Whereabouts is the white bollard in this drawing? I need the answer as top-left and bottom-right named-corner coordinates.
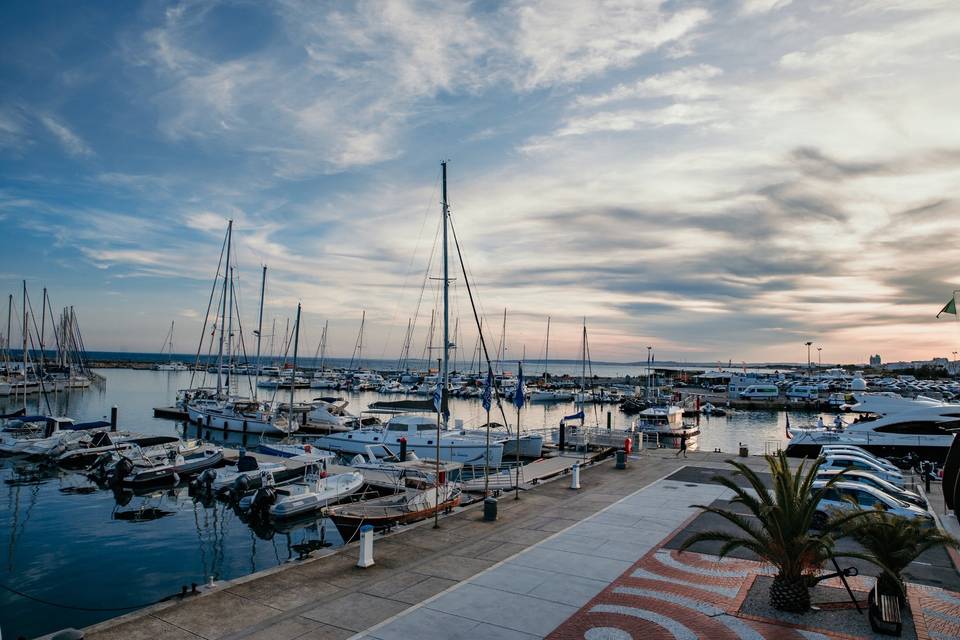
top-left (570, 463), bottom-right (581, 490)
top-left (357, 524), bottom-right (375, 568)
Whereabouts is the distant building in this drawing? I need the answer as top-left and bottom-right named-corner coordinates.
top-left (883, 357), bottom-right (949, 372)
top-left (869, 354), bottom-right (881, 367)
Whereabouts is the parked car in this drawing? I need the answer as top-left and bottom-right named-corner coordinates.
top-left (814, 469), bottom-right (927, 509)
top-left (818, 455), bottom-right (905, 488)
top-left (819, 445), bottom-right (899, 472)
top-left (810, 480), bottom-right (932, 528)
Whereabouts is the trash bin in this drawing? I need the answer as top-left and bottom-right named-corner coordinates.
top-left (739, 444), bottom-right (749, 457)
top-left (483, 496), bottom-right (498, 521)
top-left (615, 449), bottom-right (626, 469)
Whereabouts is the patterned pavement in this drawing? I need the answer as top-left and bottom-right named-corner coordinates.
top-left (545, 541), bottom-right (960, 640)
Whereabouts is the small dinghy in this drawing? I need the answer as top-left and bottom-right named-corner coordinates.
top-left (241, 462), bottom-right (364, 519)
top-left (325, 470), bottom-right (461, 541)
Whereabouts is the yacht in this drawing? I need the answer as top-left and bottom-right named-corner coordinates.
top-left (633, 405), bottom-right (700, 446)
top-left (785, 392), bottom-right (959, 462)
top-left (311, 414), bottom-right (504, 467)
top-left (529, 388), bottom-right (574, 403)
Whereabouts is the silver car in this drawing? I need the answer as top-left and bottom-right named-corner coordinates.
top-left (814, 469), bottom-right (926, 509)
top-left (811, 480), bottom-right (932, 529)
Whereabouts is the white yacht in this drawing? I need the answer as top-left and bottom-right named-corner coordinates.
top-left (633, 405), bottom-right (700, 446)
top-left (785, 392), bottom-right (959, 462)
top-left (529, 389), bottom-right (574, 403)
top-left (311, 414), bottom-right (504, 467)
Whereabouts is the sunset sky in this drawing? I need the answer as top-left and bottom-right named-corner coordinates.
top-left (2, 1), bottom-right (959, 364)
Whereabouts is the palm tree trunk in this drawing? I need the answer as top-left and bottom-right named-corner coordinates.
top-left (769, 575), bottom-right (811, 612)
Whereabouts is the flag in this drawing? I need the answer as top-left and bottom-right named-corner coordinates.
top-left (513, 363), bottom-right (525, 410)
top-left (481, 369), bottom-right (493, 412)
top-left (563, 410), bottom-right (585, 422)
top-left (433, 382), bottom-right (443, 416)
top-left (937, 296), bottom-right (957, 318)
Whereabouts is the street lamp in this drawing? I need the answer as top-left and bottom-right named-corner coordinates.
top-left (805, 341), bottom-right (813, 377)
top-left (817, 346), bottom-right (822, 370)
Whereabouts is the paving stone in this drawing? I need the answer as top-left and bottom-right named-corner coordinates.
top-left (301, 592), bottom-right (410, 632)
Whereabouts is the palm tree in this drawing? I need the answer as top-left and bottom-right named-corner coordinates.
top-left (679, 451), bottom-right (873, 612)
top-left (845, 511), bottom-right (958, 602)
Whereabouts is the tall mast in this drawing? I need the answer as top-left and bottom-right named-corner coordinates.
top-left (217, 220), bottom-right (232, 397)
top-left (441, 160), bottom-right (450, 432)
top-left (254, 265), bottom-right (267, 399)
top-left (39, 287), bottom-right (47, 373)
top-left (22, 281), bottom-right (28, 411)
top-left (289, 303), bottom-right (301, 430)
top-left (581, 320), bottom-right (587, 425)
top-left (5, 294), bottom-right (11, 366)
top-left (320, 319), bottom-right (328, 370)
top-left (357, 310), bottom-right (365, 367)
top-left (544, 316), bottom-right (550, 380)
top-left (499, 308), bottom-right (507, 374)
top-left (226, 266), bottom-right (235, 394)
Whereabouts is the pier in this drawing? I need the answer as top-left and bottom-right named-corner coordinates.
top-left (77, 449), bottom-right (960, 640)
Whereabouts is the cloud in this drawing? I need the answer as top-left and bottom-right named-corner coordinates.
top-left (39, 114), bottom-right (94, 157)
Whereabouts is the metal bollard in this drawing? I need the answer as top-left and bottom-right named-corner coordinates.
top-left (357, 524), bottom-right (375, 568)
top-left (615, 450), bottom-right (626, 470)
top-left (110, 406), bottom-right (118, 432)
top-left (483, 496), bottom-right (498, 521)
top-left (570, 463), bottom-right (581, 490)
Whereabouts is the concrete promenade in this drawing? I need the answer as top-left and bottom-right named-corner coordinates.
top-left (82, 450), bottom-right (960, 640)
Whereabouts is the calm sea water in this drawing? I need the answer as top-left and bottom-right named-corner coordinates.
top-left (0, 368), bottom-right (828, 639)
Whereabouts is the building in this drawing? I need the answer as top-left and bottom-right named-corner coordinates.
top-left (869, 354), bottom-right (881, 366)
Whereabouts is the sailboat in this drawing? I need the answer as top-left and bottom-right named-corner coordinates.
top-left (183, 224), bottom-right (298, 436)
top-left (155, 321), bottom-right (188, 371)
top-left (529, 316), bottom-right (573, 403)
top-left (314, 164), bottom-right (504, 470)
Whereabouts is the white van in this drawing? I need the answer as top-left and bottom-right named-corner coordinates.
top-left (787, 384), bottom-right (820, 401)
top-left (739, 384), bottom-right (779, 400)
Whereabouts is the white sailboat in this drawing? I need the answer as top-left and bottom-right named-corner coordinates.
top-left (155, 321), bottom-right (188, 371)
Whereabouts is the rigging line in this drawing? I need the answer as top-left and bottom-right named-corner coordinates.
top-left (378, 169), bottom-right (443, 361)
top-left (189, 227), bottom-right (229, 390)
top-left (447, 214), bottom-right (514, 432)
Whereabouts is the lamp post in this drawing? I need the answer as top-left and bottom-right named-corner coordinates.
top-left (805, 341), bottom-right (813, 377)
top-left (817, 346), bottom-right (822, 370)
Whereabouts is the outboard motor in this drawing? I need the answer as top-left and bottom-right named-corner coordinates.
top-left (191, 468), bottom-right (217, 492)
top-left (111, 456), bottom-right (134, 486)
top-left (231, 474), bottom-right (251, 501)
top-left (250, 486), bottom-right (277, 517)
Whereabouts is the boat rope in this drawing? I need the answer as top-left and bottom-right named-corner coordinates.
top-left (0, 581), bottom-right (192, 612)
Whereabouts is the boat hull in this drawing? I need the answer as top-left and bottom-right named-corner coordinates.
top-left (187, 405), bottom-right (292, 435)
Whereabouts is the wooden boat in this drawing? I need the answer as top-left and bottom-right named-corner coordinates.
top-left (324, 470), bottom-right (461, 541)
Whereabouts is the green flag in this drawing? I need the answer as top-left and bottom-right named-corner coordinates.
top-left (938, 297), bottom-right (957, 318)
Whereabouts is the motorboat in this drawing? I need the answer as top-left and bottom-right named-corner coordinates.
top-left (241, 462), bottom-right (364, 519)
top-left (633, 405), bottom-right (700, 446)
top-left (325, 470), bottom-right (461, 541)
top-left (310, 414), bottom-right (504, 466)
top-left (0, 416), bottom-right (116, 458)
top-left (257, 440), bottom-right (337, 461)
top-left (109, 444), bottom-right (224, 487)
top-left (193, 451), bottom-right (288, 495)
top-left (785, 392), bottom-right (960, 462)
top-left (58, 432), bottom-right (182, 469)
top-left (529, 388), bottom-right (574, 403)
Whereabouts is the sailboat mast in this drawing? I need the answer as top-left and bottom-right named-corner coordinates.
top-left (217, 220), bottom-right (232, 396)
top-left (39, 288), bottom-right (46, 373)
top-left (254, 265), bottom-right (267, 399)
top-left (441, 161), bottom-right (450, 431)
top-left (320, 319), bottom-right (328, 370)
top-left (22, 281), bottom-right (28, 411)
top-left (5, 294), bottom-right (11, 365)
top-left (226, 266), bottom-right (235, 394)
top-left (290, 303), bottom-right (301, 429)
top-left (544, 316), bottom-right (550, 380)
top-left (358, 310), bottom-right (365, 367)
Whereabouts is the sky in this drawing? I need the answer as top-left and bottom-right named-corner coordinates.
top-left (2, 0), bottom-right (960, 365)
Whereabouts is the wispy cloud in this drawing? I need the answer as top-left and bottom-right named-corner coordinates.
top-left (39, 114), bottom-right (94, 157)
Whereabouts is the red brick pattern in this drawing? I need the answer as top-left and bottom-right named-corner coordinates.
top-left (545, 543), bottom-right (960, 640)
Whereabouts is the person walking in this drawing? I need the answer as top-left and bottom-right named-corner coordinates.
top-left (676, 431), bottom-right (688, 458)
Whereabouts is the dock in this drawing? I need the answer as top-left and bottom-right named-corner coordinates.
top-left (79, 449), bottom-right (960, 640)
top-left (153, 406), bottom-right (188, 420)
